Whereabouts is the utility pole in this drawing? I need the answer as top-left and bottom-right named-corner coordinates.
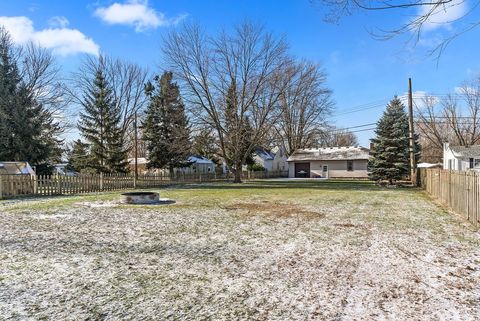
top-left (134, 111), bottom-right (138, 188)
top-left (408, 78), bottom-right (417, 186)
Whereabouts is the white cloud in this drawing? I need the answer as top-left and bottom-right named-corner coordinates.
top-left (94, 0), bottom-right (186, 32)
top-left (400, 91), bottom-right (439, 109)
top-left (0, 16), bottom-right (99, 56)
top-left (48, 16), bottom-right (69, 28)
top-left (418, 0), bottom-right (468, 32)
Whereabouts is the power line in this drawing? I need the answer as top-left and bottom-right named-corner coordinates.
top-left (329, 122), bottom-right (377, 133)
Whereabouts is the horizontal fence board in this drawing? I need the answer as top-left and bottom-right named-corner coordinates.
top-left (0, 170), bottom-right (288, 199)
top-left (419, 168), bottom-right (480, 227)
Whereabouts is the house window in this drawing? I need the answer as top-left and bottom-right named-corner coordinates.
top-left (475, 159), bottom-right (480, 169)
top-left (347, 160), bottom-right (354, 171)
top-left (470, 158), bottom-right (474, 169)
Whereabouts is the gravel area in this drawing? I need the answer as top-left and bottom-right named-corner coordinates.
top-left (0, 183), bottom-right (479, 320)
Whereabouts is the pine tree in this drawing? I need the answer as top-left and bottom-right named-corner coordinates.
top-left (192, 128), bottom-right (220, 165)
top-left (368, 96), bottom-right (420, 183)
top-left (0, 28), bottom-right (61, 174)
top-left (143, 71), bottom-right (191, 172)
top-left (78, 69), bottom-right (129, 174)
top-left (66, 139), bottom-right (91, 173)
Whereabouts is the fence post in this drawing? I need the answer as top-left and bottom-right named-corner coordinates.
top-left (100, 172), bottom-right (104, 191)
top-left (466, 171), bottom-right (470, 221)
top-left (448, 170), bottom-right (451, 204)
top-left (33, 174), bottom-right (38, 195)
top-left (0, 175), bottom-right (3, 199)
top-left (56, 175), bottom-right (61, 195)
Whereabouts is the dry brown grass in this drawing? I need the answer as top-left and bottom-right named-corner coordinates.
top-left (224, 201), bottom-right (325, 219)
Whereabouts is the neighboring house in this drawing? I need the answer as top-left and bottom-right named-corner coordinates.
top-left (252, 146), bottom-right (288, 172)
top-left (253, 147), bottom-right (275, 171)
top-left (287, 146), bottom-right (370, 178)
top-left (178, 155), bottom-right (216, 175)
top-left (0, 161), bottom-right (36, 176)
top-left (128, 157), bottom-right (149, 174)
top-left (271, 146), bottom-right (288, 171)
top-left (443, 143), bottom-right (480, 170)
top-left (53, 163), bottom-right (77, 176)
top-left (129, 156), bottom-right (216, 175)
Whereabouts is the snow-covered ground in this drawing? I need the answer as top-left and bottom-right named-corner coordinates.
top-left (0, 183), bottom-right (479, 320)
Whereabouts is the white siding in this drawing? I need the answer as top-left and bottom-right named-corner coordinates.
top-left (288, 160), bottom-right (368, 178)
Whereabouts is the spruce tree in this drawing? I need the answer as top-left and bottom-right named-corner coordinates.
top-left (78, 69), bottom-right (129, 173)
top-left (192, 128), bottom-right (220, 165)
top-left (0, 28), bottom-right (61, 174)
top-left (66, 139), bottom-right (91, 173)
top-left (368, 96), bottom-right (420, 183)
top-left (143, 71), bottom-right (191, 172)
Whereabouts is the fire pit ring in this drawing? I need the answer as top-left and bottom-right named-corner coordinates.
top-left (121, 192), bottom-right (160, 204)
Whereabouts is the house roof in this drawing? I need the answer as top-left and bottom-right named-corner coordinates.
top-left (287, 146), bottom-right (370, 162)
top-left (254, 147), bottom-right (275, 161)
top-left (417, 162), bottom-right (442, 168)
top-left (128, 157), bottom-right (149, 165)
top-left (449, 145), bottom-right (480, 158)
top-left (188, 155), bottom-right (214, 164)
top-left (0, 161), bottom-right (35, 175)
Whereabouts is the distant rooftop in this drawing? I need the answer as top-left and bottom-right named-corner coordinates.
top-left (449, 145), bottom-right (480, 158)
top-left (287, 146), bottom-right (370, 162)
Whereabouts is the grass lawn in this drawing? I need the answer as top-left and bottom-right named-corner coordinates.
top-left (1, 180), bottom-right (479, 320)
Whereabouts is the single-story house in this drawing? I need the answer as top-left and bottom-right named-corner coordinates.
top-left (443, 143), bottom-right (480, 170)
top-left (0, 161), bottom-right (36, 176)
top-left (178, 155), bottom-right (216, 174)
top-left (128, 157), bottom-right (149, 173)
top-left (287, 146), bottom-right (370, 178)
top-left (129, 156), bottom-right (216, 175)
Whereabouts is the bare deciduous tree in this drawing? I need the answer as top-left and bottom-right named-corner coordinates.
top-left (319, 126), bottom-right (358, 147)
top-left (415, 76), bottom-right (480, 161)
top-left (316, 0), bottom-right (477, 58)
top-left (273, 60), bottom-right (333, 156)
top-left (163, 22), bottom-right (290, 182)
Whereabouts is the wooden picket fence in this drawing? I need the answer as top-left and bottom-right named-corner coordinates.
top-left (418, 168), bottom-right (480, 227)
top-left (0, 170), bottom-right (288, 199)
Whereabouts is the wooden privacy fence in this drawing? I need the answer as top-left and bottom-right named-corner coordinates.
top-left (418, 168), bottom-right (480, 227)
top-left (0, 170), bottom-right (289, 199)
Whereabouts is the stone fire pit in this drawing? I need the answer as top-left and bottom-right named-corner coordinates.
top-left (121, 192), bottom-right (160, 205)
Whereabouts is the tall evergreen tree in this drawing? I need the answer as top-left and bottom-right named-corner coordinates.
top-left (66, 139), bottom-right (91, 173)
top-left (143, 71), bottom-right (191, 172)
top-left (78, 69), bottom-right (129, 173)
top-left (0, 28), bottom-right (61, 174)
top-left (368, 96), bottom-right (420, 183)
top-left (192, 128), bottom-right (220, 165)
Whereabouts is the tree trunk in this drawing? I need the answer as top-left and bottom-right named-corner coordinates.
top-left (233, 162), bottom-right (242, 183)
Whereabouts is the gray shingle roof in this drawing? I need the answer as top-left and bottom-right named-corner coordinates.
top-left (450, 145), bottom-right (480, 158)
top-left (287, 146), bottom-right (370, 162)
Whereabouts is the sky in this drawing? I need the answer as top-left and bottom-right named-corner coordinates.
top-left (1, 0), bottom-right (479, 146)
